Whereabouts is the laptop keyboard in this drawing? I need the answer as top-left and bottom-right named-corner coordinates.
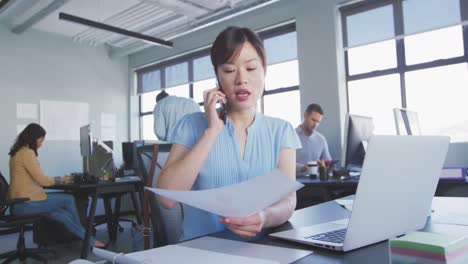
top-left (306, 228), bottom-right (346, 243)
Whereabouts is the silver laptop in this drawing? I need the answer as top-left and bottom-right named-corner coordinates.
top-left (270, 135), bottom-right (450, 252)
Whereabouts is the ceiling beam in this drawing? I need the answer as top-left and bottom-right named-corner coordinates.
top-left (11, 0), bottom-right (70, 34)
top-left (59, 12), bottom-right (173, 48)
top-left (107, 14), bottom-right (185, 47)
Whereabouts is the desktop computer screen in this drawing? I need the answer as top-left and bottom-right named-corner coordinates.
top-left (121, 142), bottom-right (138, 176)
top-left (122, 142), bottom-right (134, 168)
top-left (90, 141), bottom-right (114, 179)
top-left (80, 124), bottom-right (93, 157)
top-left (79, 125), bottom-right (114, 180)
top-left (342, 114), bottom-right (374, 170)
top-left (393, 108), bottom-right (421, 135)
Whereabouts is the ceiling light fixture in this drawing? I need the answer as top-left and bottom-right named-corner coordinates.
top-left (59, 12), bottom-right (173, 48)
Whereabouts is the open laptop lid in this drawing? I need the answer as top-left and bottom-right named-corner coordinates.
top-left (343, 135), bottom-right (450, 251)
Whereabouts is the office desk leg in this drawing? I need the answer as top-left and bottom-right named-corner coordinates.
top-left (81, 192), bottom-right (98, 259)
top-left (320, 187), bottom-right (332, 201)
top-left (138, 186), bottom-right (145, 224)
top-left (74, 192), bottom-right (89, 226)
top-left (103, 197), bottom-right (116, 241)
top-left (130, 190), bottom-right (143, 225)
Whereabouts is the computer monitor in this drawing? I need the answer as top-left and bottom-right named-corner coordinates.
top-left (342, 114), bottom-right (374, 170)
top-left (90, 141), bottom-right (114, 179)
top-left (393, 108), bottom-right (421, 135)
top-left (122, 142), bottom-right (134, 168)
top-left (80, 125), bottom-right (93, 157)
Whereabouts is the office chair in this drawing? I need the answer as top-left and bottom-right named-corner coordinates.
top-left (0, 171), bottom-right (55, 263)
top-left (136, 143), bottom-right (183, 248)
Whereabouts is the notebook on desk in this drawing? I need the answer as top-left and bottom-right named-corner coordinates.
top-left (270, 135), bottom-right (450, 252)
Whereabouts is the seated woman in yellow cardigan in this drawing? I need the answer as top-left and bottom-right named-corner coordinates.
top-left (8, 123), bottom-right (105, 248)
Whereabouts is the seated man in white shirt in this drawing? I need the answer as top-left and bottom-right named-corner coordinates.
top-left (153, 90), bottom-right (201, 141)
top-left (296, 103), bottom-right (331, 173)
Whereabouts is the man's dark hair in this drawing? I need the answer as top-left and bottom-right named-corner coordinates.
top-left (305, 103), bottom-right (324, 115)
top-left (156, 90), bottom-right (169, 103)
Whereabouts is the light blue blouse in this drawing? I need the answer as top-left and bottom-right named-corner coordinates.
top-left (167, 112), bottom-right (301, 241)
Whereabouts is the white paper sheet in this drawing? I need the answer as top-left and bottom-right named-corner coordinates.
top-left (146, 169), bottom-right (304, 217)
top-left (431, 213), bottom-right (468, 226)
top-left (180, 236), bottom-right (312, 264)
top-left (16, 103), bottom-right (38, 119)
top-left (68, 260), bottom-right (96, 264)
top-left (92, 248), bottom-right (140, 264)
top-left (127, 245), bottom-right (278, 264)
top-left (431, 197), bottom-right (468, 226)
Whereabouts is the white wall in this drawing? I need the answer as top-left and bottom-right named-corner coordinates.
top-left (0, 25), bottom-right (129, 180)
top-left (129, 0), bottom-right (468, 167)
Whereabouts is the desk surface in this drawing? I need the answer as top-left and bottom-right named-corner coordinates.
top-left (297, 175), bottom-right (468, 185)
top-left (213, 197), bottom-right (468, 263)
top-left (297, 176), bottom-right (359, 187)
top-left (50, 177), bottom-right (142, 190)
top-left (47, 176), bottom-right (144, 259)
top-left (297, 176), bottom-right (468, 198)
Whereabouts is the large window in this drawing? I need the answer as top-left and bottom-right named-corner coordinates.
top-left (136, 24), bottom-right (300, 140)
top-left (341, 0), bottom-right (468, 142)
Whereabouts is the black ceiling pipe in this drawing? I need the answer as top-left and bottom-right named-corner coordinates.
top-left (59, 12), bottom-right (173, 48)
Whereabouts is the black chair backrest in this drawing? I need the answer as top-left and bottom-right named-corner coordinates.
top-left (0, 171), bottom-right (10, 217)
top-left (136, 144), bottom-right (171, 184)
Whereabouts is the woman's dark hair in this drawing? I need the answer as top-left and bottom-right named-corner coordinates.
top-left (9, 123), bottom-right (46, 157)
top-left (210, 26), bottom-right (266, 75)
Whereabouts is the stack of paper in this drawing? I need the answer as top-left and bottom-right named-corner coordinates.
top-left (92, 237), bottom-right (312, 264)
top-left (180, 236), bottom-right (312, 264)
top-left (390, 231), bottom-right (468, 264)
top-left (94, 245), bottom-right (279, 264)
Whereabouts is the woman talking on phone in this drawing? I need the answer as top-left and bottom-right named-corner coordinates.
top-left (157, 27), bottom-right (301, 241)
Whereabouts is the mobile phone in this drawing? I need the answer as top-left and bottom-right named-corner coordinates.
top-left (216, 78), bottom-right (227, 124)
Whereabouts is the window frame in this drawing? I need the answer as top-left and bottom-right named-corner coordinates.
top-left (340, 0), bottom-right (468, 129)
